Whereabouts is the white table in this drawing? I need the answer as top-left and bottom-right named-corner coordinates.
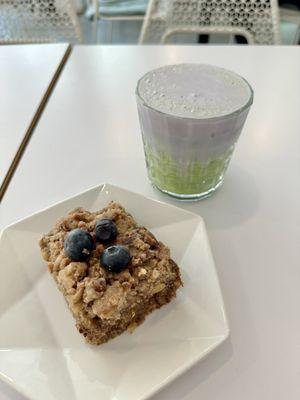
top-left (1, 45), bottom-right (300, 400)
top-left (0, 43), bottom-right (70, 199)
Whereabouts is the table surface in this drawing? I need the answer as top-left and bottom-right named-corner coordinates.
top-left (0, 43), bottom-right (69, 194)
top-left (1, 45), bottom-right (300, 400)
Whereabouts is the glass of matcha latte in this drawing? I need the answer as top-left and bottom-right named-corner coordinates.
top-left (136, 64), bottom-right (253, 200)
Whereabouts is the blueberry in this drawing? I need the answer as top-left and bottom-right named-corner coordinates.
top-left (64, 228), bottom-right (95, 261)
top-left (95, 219), bottom-right (118, 244)
top-left (101, 245), bottom-right (131, 273)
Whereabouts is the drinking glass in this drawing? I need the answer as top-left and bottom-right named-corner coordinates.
top-left (136, 64), bottom-right (253, 200)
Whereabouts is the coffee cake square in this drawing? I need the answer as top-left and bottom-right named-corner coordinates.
top-left (39, 202), bottom-right (182, 345)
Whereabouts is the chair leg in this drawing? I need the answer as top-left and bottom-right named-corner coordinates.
top-left (92, 0), bottom-right (99, 43)
top-left (107, 20), bottom-right (113, 43)
top-left (93, 16), bottom-right (98, 43)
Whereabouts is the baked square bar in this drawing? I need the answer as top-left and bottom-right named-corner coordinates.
top-left (39, 202), bottom-right (182, 345)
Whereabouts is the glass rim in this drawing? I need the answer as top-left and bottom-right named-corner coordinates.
top-left (136, 63), bottom-right (254, 122)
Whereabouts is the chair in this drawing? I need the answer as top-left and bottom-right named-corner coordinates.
top-left (139, 0), bottom-right (282, 44)
top-left (86, 0), bottom-right (147, 42)
top-left (0, 0), bottom-right (82, 43)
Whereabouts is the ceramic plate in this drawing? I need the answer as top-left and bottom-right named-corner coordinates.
top-left (0, 183), bottom-right (229, 400)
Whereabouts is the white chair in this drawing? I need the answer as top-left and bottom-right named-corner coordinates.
top-left (87, 0), bottom-right (147, 42)
top-left (0, 0), bottom-right (82, 43)
top-left (139, 0), bottom-right (282, 44)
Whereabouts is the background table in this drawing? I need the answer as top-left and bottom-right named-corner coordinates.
top-left (0, 43), bottom-right (70, 199)
top-left (1, 45), bottom-right (300, 400)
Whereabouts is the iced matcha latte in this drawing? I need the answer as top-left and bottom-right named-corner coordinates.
top-left (136, 64), bottom-right (253, 200)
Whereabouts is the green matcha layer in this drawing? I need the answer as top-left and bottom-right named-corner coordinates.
top-left (143, 140), bottom-right (233, 195)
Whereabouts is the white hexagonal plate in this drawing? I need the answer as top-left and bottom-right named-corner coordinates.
top-left (0, 183), bottom-right (229, 400)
